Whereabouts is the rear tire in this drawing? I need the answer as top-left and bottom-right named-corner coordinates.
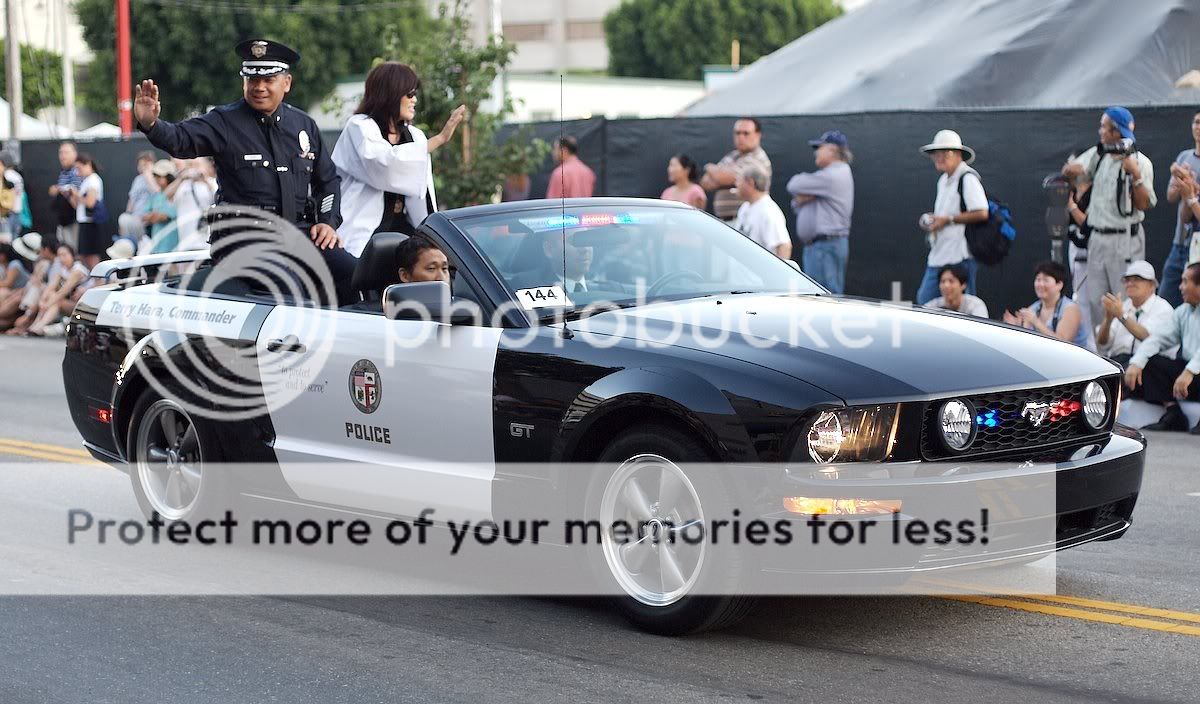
top-left (587, 424), bottom-right (755, 635)
top-left (127, 388), bottom-right (231, 522)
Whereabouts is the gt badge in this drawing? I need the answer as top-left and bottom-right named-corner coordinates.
top-left (298, 129), bottom-right (311, 156)
top-left (349, 359), bottom-right (382, 414)
top-left (510, 422), bottom-right (534, 438)
top-left (1021, 401), bottom-right (1050, 428)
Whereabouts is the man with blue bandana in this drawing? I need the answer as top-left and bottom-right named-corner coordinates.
top-left (1063, 107), bottom-right (1157, 329)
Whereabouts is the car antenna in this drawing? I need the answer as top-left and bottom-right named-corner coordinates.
top-left (558, 72), bottom-right (573, 339)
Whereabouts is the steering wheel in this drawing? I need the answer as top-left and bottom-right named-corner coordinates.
top-left (645, 269), bottom-right (705, 298)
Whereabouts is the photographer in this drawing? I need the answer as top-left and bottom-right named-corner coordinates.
top-left (1061, 107), bottom-right (1157, 328)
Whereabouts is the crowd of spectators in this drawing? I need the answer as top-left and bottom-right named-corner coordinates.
top-left (2, 107), bottom-right (1197, 432)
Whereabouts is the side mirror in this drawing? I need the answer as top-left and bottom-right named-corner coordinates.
top-left (384, 281), bottom-right (481, 325)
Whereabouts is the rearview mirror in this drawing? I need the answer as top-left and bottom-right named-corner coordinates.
top-left (383, 281), bottom-right (481, 325)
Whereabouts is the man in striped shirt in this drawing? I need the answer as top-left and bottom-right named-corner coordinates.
top-left (47, 142), bottom-right (82, 250)
top-left (701, 118), bottom-right (772, 224)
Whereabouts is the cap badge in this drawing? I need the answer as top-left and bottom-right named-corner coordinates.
top-left (251, 41), bottom-right (267, 58)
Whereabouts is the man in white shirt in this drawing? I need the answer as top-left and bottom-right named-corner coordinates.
top-left (1096, 260), bottom-right (1177, 371)
top-left (916, 130), bottom-right (989, 305)
top-left (1062, 107), bottom-right (1157, 327)
top-left (733, 167), bottom-right (791, 260)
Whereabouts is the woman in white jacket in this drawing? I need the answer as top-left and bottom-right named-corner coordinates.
top-left (332, 62), bottom-right (465, 257)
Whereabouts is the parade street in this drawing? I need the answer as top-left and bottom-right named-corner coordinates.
top-left (0, 335), bottom-right (1198, 704)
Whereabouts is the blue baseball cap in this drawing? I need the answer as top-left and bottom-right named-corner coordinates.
top-left (808, 130), bottom-right (848, 148)
top-left (1104, 106), bottom-right (1135, 141)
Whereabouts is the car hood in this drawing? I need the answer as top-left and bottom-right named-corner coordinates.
top-left (570, 293), bottom-right (1119, 404)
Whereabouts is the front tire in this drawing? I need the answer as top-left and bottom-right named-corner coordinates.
top-left (127, 389), bottom-right (229, 522)
top-left (588, 424), bottom-right (755, 635)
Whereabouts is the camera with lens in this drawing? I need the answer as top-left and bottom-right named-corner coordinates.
top-left (1099, 138), bottom-right (1137, 156)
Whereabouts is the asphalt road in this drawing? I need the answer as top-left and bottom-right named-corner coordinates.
top-left (1, 335), bottom-right (1199, 704)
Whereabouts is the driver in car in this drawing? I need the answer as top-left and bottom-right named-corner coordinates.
top-left (396, 236), bottom-right (450, 284)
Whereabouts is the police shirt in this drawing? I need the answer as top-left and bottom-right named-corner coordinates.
top-left (139, 99), bottom-right (340, 229)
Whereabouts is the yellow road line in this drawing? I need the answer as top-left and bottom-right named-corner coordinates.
top-left (0, 438), bottom-right (93, 458)
top-left (0, 441), bottom-right (104, 466)
top-left (1020, 594), bottom-right (1200, 625)
top-left (944, 595), bottom-right (1200, 637)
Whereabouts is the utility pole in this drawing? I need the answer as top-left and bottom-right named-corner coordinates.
top-left (116, 0), bottom-right (132, 134)
top-left (5, 0), bottom-right (23, 144)
top-left (62, 0), bottom-right (75, 130)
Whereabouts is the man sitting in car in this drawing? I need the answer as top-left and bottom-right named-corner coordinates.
top-left (396, 236), bottom-right (449, 284)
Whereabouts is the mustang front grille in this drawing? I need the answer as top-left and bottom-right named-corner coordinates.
top-left (920, 378), bottom-right (1117, 460)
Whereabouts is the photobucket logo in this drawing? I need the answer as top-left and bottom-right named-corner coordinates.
top-left (121, 206), bottom-right (340, 422)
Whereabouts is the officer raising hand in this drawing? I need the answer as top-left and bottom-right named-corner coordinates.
top-left (135, 39), bottom-right (356, 303)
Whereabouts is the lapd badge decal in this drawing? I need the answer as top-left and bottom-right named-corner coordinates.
top-left (349, 359), bottom-right (382, 414)
top-left (251, 41), bottom-right (268, 58)
top-left (298, 129), bottom-right (311, 156)
top-left (1022, 401), bottom-right (1050, 428)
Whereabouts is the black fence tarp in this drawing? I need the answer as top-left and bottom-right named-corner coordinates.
top-left (19, 106), bottom-right (1197, 315)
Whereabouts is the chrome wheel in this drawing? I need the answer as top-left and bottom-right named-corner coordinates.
top-left (599, 453), bottom-right (706, 607)
top-left (135, 399), bottom-right (204, 521)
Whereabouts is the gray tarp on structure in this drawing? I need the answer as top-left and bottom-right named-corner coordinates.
top-left (687, 0), bottom-right (1200, 116)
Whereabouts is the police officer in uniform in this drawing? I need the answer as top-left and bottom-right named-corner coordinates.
top-left (133, 39), bottom-right (356, 304)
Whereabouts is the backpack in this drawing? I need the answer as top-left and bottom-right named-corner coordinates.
top-left (957, 170), bottom-right (1017, 267)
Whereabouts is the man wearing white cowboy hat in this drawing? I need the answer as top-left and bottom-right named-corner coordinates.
top-left (915, 130), bottom-right (990, 305)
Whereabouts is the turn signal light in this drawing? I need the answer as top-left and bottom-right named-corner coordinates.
top-left (783, 497), bottom-right (902, 516)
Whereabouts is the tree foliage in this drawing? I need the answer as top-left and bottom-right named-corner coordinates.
top-left (604, 0), bottom-right (842, 80)
top-left (384, 1), bottom-right (549, 208)
top-left (74, 0), bottom-right (431, 121)
top-left (0, 41), bottom-right (65, 114)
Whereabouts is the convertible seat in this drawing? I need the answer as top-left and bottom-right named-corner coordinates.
top-left (351, 232), bottom-right (409, 302)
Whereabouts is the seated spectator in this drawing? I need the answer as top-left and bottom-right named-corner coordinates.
top-left (660, 154), bottom-right (707, 209)
top-left (397, 236), bottom-right (450, 283)
top-left (1125, 262), bottom-right (1200, 433)
top-left (1003, 261), bottom-right (1093, 350)
top-left (7, 243), bottom-right (89, 336)
top-left (142, 159), bottom-right (179, 253)
top-left (733, 167), bottom-right (791, 260)
top-left (118, 151), bottom-right (158, 243)
top-left (923, 263), bottom-right (988, 317)
top-left (1096, 260), bottom-right (1177, 370)
top-left (0, 242), bottom-right (30, 296)
top-left (0, 233), bottom-right (54, 331)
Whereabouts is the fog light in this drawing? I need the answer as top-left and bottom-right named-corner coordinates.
top-left (784, 497), bottom-right (902, 516)
top-left (939, 399), bottom-right (976, 451)
top-left (1083, 381), bottom-right (1109, 429)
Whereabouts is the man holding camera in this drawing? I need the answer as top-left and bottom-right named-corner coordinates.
top-left (1062, 107), bottom-right (1157, 328)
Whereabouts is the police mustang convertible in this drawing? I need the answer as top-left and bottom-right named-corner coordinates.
top-left (63, 198), bottom-right (1144, 634)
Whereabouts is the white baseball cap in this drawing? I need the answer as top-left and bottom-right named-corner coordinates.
top-left (1122, 260), bottom-right (1156, 283)
top-left (105, 237), bottom-right (136, 261)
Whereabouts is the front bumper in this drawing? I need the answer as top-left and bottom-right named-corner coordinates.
top-left (757, 426), bottom-right (1145, 575)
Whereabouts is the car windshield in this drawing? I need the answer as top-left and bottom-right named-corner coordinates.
top-left (452, 203), bottom-right (822, 311)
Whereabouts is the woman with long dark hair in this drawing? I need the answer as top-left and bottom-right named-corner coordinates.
top-left (332, 62), bottom-right (465, 257)
top-left (660, 154), bottom-right (707, 209)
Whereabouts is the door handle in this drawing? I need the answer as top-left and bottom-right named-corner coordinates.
top-left (267, 335), bottom-right (306, 354)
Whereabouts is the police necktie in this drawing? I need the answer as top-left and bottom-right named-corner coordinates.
top-left (263, 115), bottom-right (298, 224)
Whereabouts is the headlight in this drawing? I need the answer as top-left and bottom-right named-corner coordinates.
top-left (938, 399), bottom-right (976, 452)
top-left (1083, 381), bottom-right (1109, 429)
top-left (802, 405), bottom-right (899, 464)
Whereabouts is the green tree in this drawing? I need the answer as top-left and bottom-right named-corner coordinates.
top-left (604, 0), bottom-right (842, 80)
top-left (74, 0), bottom-right (431, 121)
top-left (384, 1), bottom-right (549, 208)
top-left (0, 41), bottom-right (65, 114)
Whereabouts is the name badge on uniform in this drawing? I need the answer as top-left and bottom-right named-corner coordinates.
top-left (243, 154), bottom-right (263, 161)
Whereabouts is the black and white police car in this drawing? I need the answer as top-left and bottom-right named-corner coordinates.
top-left (64, 198), bottom-right (1144, 633)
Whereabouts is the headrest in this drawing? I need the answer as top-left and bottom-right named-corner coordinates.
top-left (351, 232), bottom-right (409, 300)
